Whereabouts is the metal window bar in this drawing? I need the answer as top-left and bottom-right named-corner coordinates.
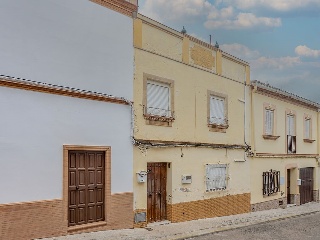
top-left (262, 170), bottom-right (280, 196)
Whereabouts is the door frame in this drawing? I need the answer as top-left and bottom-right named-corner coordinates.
top-left (63, 145), bottom-right (111, 231)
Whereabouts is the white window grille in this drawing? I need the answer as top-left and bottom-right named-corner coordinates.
top-left (146, 80), bottom-right (171, 117)
top-left (305, 119), bottom-right (311, 139)
top-left (205, 164), bottom-right (227, 191)
top-left (265, 109), bottom-right (274, 135)
top-left (209, 96), bottom-right (225, 125)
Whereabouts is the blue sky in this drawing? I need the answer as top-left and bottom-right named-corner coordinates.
top-left (138, 0), bottom-right (320, 102)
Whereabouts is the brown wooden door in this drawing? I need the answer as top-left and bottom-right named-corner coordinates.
top-left (287, 169), bottom-right (291, 204)
top-left (147, 162), bottom-right (167, 223)
top-left (300, 167), bottom-right (313, 205)
top-left (68, 150), bottom-right (105, 226)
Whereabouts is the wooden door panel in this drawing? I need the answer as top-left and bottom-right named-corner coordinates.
top-left (96, 205), bottom-right (104, 221)
top-left (147, 162), bottom-right (167, 223)
top-left (68, 150), bottom-right (105, 226)
top-left (300, 168), bottom-right (313, 205)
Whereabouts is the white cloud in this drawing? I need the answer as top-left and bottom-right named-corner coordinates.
top-left (140, 0), bottom-right (282, 31)
top-left (205, 13), bottom-right (281, 30)
top-left (227, 0), bottom-right (320, 12)
top-left (254, 56), bottom-right (301, 70)
top-left (220, 43), bottom-right (260, 60)
top-left (295, 45), bottom-right (320, 58)
top-left (139, 0), bottom-right (214, 22)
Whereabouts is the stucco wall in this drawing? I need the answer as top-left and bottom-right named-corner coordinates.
top-left (251, 157), bottom-right (318, 204)
top-left (134, 147), bottom-right (250, 209)
top-left (0, 0), bottom-right (133, 100)
top-left (252, 92), bottom-right (318, 154)
top-left (0, 87), bottom-right (133, 204)
top-left (134, 50), bottom-right (246, 145)
top-left (222, 57), bottom-right (246, 82)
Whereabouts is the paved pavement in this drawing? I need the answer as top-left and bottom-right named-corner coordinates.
top-left (191, 211), bottom-right (320, 240)
top-left (42, 202), bottom-right (320, 240)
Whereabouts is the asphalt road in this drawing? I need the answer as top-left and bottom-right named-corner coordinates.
top-left (187, 212), bottom-right (320, 240)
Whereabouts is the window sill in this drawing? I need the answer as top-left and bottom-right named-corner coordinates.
top-left (208, 123), bottom-right (229, 133)
top-left (205, 187), bottom-right (227, 192)
top-left (263, 192), bottom-right (278, 197)
top-left (144, 114), bottom-right (175, 127)
top-left (263, 135), bottom-right (280, 140)
top-left (303, 139), bottom-right (316, 143)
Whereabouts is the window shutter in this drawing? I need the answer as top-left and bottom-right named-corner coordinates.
top-left (305, 119), bottom-right (310, 139)
top-left (265, 110), bottom-right (273, 135)
top-left (147, 81), bottom-right (170, 117)
top-left (210, 96), bottom-right (225, 124)
top-left (287, 115), bottom-right (295, 136)
top-left (206, 164), bottom-right (227, 191)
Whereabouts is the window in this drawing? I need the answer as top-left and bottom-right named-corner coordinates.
top-left (207, 91), bottom-right (228, 131)
top-left (205, 164), bottom-right (227, 191)
top-left (146, 80), bottom-right (171, 117)
top-left (262, 170), bottom-right (280, 196)
top-left (287, 114), bottom-right (296, 153)
top-left (264, 109), bottom-right (274, 135)
top-left (263, 103), bottom-right (279, 140)
top-left (305, 118), bottom-right (311, 139)
top-left (143, 74), bottom-right (174, 125)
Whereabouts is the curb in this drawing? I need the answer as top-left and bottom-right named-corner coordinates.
top-left (171, 210), bottom-right (320, 240)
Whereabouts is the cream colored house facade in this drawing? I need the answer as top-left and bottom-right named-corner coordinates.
top-left (133, 15), bottom-right (251, 226)
top-left (249, 81), bottom-right (320, 211)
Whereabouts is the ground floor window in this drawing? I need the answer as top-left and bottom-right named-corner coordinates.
top-left (205, 164), bottom-right (227, 191)
top-left (263, 170), bottom-right (280, 196)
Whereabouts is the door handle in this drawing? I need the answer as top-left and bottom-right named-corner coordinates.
top-left (76, 186), bottom-right (79, 190)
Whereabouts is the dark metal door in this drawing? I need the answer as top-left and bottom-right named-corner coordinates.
top-left (300, 167), bottom-right (313, 205)
top-left (287, 169), bottom-right (291, 204)
top-left (147, 162), bottom-right (167, 223)
top-left (68, 151), bottom-right (105, 226)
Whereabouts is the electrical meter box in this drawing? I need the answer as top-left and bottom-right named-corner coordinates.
top-left (136, 171), bottom-right (147, 183)
top-left (297, 179), bottom-right (302, 186)
top-left (181, 174), bottom-right (192, 184)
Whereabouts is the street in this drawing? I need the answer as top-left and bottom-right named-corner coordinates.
top-left (187, 212), bottom-right (320, 240)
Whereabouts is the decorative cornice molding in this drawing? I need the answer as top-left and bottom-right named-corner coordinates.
top-left (255, 153), bottom-right (318, 158)
top-left (0, 75), bottom-right (130, 106)
top-left (90, 0), bottom-right (137, 17)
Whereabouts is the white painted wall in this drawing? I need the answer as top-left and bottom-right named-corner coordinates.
top-left (0, 87), bottom-right (133, 204)
top-left (0, 0), bottom-right (133, 100)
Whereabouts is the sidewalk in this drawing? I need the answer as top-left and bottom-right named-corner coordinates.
top-left (42, 202), bottom-right (320, 240)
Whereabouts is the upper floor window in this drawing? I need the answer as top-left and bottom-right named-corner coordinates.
top-left (146, 80), bottom-right (171, 117)
top-left (263, 103), bottom-right (279, 140)
top-left (303, 115), bottom-right (315, 143)
top-left (143, 74), bottom-right (174, 126)
top-left (207, 91), bottom-right (228, 132)
top-left (265, 109), bottom-right (274, 135)
top-left (286, 113), bottom-right (296, 153)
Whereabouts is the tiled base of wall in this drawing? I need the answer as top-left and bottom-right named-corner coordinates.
top-left (251, 197), bottom-right (287, 212)
top-left (0, 199), bottom-right (65, 240)
top-left (313, 190), bottom-right (319, 202)
top-left (167, 193), bottom-right (250, 223)
top-left (0, 193), bottom-right (133, 240)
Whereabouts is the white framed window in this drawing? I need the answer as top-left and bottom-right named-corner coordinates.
top-left (205, 164), bottom-right (227, 191)
top-left (264, 109), bottom-right (274, 135)
top-left (209, 96), bottom-right (226, 125)
top-left (305, 118), bottom-right (311, 140)
top-left (287, 114), bottom-right (296, 153)
top-left (146, 80), bottom-right (171, 118)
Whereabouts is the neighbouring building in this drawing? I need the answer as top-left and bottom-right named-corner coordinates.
top-left (0, 0), bottom-right (137, 239)
top-left (249, 80), bottom-right (320, 212)
top-left (132, 15), bottom-right (252, 226)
